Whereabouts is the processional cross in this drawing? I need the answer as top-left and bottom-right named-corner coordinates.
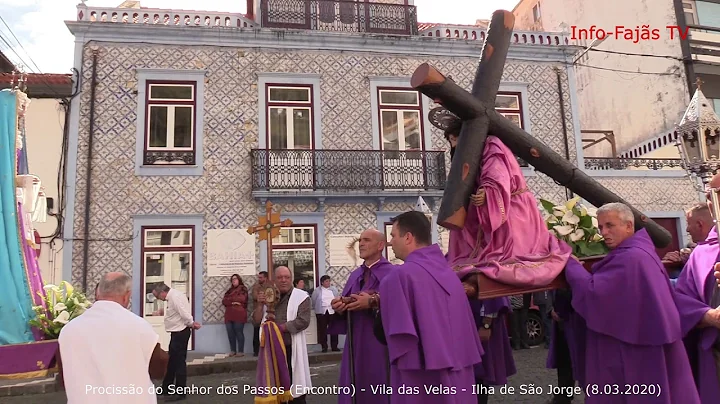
top-left (247, 200), bottom-right (293, 319)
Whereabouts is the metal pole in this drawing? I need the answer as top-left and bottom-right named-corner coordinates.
top-left (347, 312), bottom-right (356, 404)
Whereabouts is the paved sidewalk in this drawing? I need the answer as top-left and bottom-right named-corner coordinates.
top-left (0, 351), bottom-right (342, 397)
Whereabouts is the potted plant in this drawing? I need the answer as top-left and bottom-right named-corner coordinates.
top-left (539, 196), bottom-right (609, 270)
top-left (29, 281), bottom-right (91, 340)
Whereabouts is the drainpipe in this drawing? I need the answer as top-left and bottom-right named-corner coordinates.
top-left (81, 50), bottom-right (99, 294)
top-left (554, 67), bottom-right (574, 200)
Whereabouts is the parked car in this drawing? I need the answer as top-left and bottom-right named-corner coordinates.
top-left (505, 297), bottom-right (547, 347)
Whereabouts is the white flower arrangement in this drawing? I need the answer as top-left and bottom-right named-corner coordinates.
top-left (28, 281), bottom-right (91, 339)
top-left (539, 196), bottom-right (609, 258)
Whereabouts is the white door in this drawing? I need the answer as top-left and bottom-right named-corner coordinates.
top-left (142, 229), bottom-right (194, 351)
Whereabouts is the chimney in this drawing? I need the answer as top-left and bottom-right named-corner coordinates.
top-left (247, 0), bottom-right (255, 20)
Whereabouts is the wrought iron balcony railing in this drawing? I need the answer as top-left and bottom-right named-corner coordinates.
top-left (251, 149), bottom-right (446, 191)
top-left (584, 157), bottom-right (684, 171)
top-left (260, 0), bottom-right (418, 35)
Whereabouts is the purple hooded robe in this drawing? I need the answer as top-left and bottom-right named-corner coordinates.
top-left (673, 227), bottom-right (720, 403)
top-left (378, 244), bottom-right (483, 403)
top-left (564, 229), bottom-right (700, 403)
top-left (447, 136), bottom-right (571, 287)
top-left (328, 257), bottom-right (394, 404)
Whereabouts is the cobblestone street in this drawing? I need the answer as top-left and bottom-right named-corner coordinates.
top-left (3, 346), bottom-right (584, 404)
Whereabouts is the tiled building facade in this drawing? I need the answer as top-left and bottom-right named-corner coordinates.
top-left (63, 2), bottom-right (699, 352)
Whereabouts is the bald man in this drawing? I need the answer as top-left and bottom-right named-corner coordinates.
top-left (664, 204), bottom-right (714, 273)
top-left (253, 266), bottom-right (312, 403)
top-left (329, 228), bottom-right (395, 404)
top-left (59, 272), bottom-right (168, 403)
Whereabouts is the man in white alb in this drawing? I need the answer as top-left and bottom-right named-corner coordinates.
top-left (152, 283), bottom-right (201, 402)
top-left (311, 275), bottom-right (339, 352)
top-left (59, 272), bottom-right (168, 404)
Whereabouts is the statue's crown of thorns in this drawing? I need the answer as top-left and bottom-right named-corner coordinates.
top-left (428, 106), bottom-right (461, 132)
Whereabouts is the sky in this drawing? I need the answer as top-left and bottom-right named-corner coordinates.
top-left (0, 0), bottom-right (520, 74)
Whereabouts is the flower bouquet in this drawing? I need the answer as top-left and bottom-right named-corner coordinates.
top-left (29, 281), bottom-right (91, 340)
top-left (539, 196), bottom-right (609, 258)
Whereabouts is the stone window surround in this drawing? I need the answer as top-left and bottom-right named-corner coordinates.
top-left (135, 69), bottom-right (206, 176)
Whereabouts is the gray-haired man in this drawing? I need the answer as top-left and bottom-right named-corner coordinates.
top-left (152, 283), bottom-right (201, 401)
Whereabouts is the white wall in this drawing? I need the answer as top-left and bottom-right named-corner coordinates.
top-left (515, 0), bottom-right (689, 157)
top-left (25, 98), bottom-right (65, 286)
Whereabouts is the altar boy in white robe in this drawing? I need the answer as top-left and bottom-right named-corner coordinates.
top-left (253, 266), bottom-right (312, 403)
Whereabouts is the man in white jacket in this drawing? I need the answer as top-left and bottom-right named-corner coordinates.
top-left (59, 272), bottom-right (168, 403)
top-left (253, 266), bottom-right (312, 403)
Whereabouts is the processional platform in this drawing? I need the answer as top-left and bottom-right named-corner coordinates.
top-left (476, 256), bottom-right (677, 300)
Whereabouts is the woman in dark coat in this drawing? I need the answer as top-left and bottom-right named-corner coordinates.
top-left (222, 274), bottom-right (248, 356)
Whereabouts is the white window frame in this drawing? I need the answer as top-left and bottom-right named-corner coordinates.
top-left (384, 223), bottom-right (403, 264)
top-left (145, 83), bottom-right (195, 152)
top-left (267, 85), bottom-right (314, 150)
top-left (143, 228), bottom-right (193, 248)
top-left (274, 226), bottom-right (316, 245)
top-left (532, 3), bottom-right (541, 22)
top-left (683, 1), bottom-right (697, 25)
top-left (496, 92), bottom-right (524, 130)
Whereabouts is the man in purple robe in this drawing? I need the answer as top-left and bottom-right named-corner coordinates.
top-left (563, 202), bottom-right (700, 403)
top-left (674, 179), bottom-right (720, 403)
top-left (328, 228), bottom-right (394, 404)
top-left (378, 210), bottom-right (483, 403)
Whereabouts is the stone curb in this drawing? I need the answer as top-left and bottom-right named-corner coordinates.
top-left (0, 352), bottom-right (343, 397)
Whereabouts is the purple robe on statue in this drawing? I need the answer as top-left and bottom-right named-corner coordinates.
top-left (673, 227), bottom-right (720, 403)
top-left (447, 136), bottom-right (571, 287)
top-left (564, 228), bottom-right (700, 403)
top-left (379, 244), bottom-right (483, 403)
top-left (467, 297), bottom-right (516, 385)
top-left (327, 257), bottom-right (394, 404)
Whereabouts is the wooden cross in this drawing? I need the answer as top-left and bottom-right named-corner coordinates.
top-left (247, 200), bottom-right (293, 281)
top-left (411, 9), bottom-right (671, 249)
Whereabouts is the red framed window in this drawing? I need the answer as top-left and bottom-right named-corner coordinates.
top-left (140, 226), bottom-right (195, 318)
top-left (143, 81), bottom-right (197, 165)
top-left (377, 87), bottom-right (425, 153)
top-left (266, 85), bottom-right (314, 150)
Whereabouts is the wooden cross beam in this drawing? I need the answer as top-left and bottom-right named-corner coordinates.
top-left (247, 200), bottom-right (293, 281)
top-left (412, 9), bottom-right (672, 249)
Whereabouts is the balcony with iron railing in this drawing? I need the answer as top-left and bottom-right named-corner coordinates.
top-left (251, 149), bottom-right (445, 193)
top-left (259, 0), bottom-right (418, 35)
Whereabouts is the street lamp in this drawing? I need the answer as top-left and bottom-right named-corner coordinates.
top-left (675, 79), bottom-right (720, 228)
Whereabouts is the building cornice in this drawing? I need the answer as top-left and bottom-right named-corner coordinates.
top-left (65, 22), bottom-right (581, 63)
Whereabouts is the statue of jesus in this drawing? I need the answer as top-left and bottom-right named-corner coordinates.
top-left (430, 107), bottom-right (572, 290)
